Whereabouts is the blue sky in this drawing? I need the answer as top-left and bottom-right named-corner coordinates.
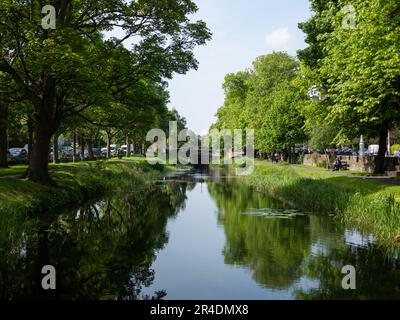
top-left (168, 0), bottom-right (312, 134)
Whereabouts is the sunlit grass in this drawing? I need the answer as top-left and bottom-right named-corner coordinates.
top-left (265, 162), bottom-right (380, 176)
top-left (245, 163), bottom-right (400, 244)
top-left (0, 158), bottom-right (167, 220)
top-left (0, 157), bottom-right (148, 177)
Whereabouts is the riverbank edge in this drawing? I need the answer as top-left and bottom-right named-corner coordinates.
top-left (0, 159), bottom-right (169, 221)
top-left (241, 162), bottom-right (400, 245)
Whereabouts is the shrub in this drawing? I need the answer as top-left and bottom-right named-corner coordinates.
top-left (298, 153), bottom-right (305, 165)
top-left (316, 158), bottom-right (328, 169)
top-left (310, 152), bottom-right (321, 166)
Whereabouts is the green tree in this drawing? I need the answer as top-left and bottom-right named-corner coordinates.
top-left (299, 0), bottom-right (400, 173)
top-left (257, 81), bottom-right (306, 159)
top-left (215, 52), bottom-right (306, 158)
top-left (248, 53), bottom-right (305, 156)
top-left (214, 71), bottom-right (250, 131)
top-left (0, 0), bottom-right (211, 183)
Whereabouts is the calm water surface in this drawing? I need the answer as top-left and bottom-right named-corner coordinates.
top-left (1, 169), bottom-right (400, 299)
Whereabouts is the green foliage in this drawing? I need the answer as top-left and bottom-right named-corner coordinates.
top-left (298, 0), bottom-right (341, 70)
top-left (298, 0), bottom-right (400, 144)
top-left (308, 124), bottom-right (336, 150)
top-left (214, 71), bottom-right (250, 131)
top-left (255, 80), bottom-right (307, 151)
top-left (214, 52), bottom-right (307, 153)
top-left (0, 0), bottom-right (211, 181)
top-left (316, 157), bottom-right (328, 169)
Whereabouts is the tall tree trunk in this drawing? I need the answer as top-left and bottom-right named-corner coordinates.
top-left (27, 114), bottom-right (33, 164)
top-left (107, 132), bottom-right (112, 159)
top-left (374, 129), bottom-right (388, 174)
top-left (80, 135), bottom-right (85, 161)
top-left (6, 65), bottom-right (58, 183)
top-left (87, 138), bottom-right (94, 160)
top-left (27, 120), bottom-right (52, 183)
top-left (283, 147), bottom-right (288, 162)
top-left (26, 83), bottom-right (58, 184)
top-left (126, 136), bottom-right (131, 157)
top-left (72, 131), bottom-right (77, 163)
top-left (0, 102), bottom-right (8, 168)
top-left (52, 134), bottom-right (59, 164)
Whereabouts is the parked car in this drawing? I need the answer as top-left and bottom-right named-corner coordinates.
top-left (367, 144), bottom-right (379, 156)
top-left (8, 148), bottom-right (28, 164)
top-left (81, 148), bottom-right (102, 159)
top-left (337, 147), bottom-right (358, 156)
top-left (62, 146), bottom-right (80, 159)
top-left (54, 146), bottom-right (80, 161)
top-left (7, 150), bottom-right (12, 163)
top-left (80, 148), bottom-right (101, 159)
top-left (121, 144), bottom-right (135, 155)
top-left (101, 145), bottom-right (117, 157)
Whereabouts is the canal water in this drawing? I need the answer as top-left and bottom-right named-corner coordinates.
top-left (1, 169), bottom-right (400, 299)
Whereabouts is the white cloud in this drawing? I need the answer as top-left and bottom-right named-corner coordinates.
top-left (264, 27), bottom-right (291, 52)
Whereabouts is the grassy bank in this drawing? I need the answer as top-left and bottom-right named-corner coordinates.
top-left (243, 162), bottom-right (400, 244)
top-left (0, 158), bottom-right (168, 220)
top-left (0, 157), bottom-right (154, 177)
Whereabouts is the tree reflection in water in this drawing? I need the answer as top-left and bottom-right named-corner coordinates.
top-left (207, 179), bottom-right (400, 299)
top-left (3, 173), bottom-right (400, 300)
top-left (0, 181), bottom-right (189, 300)
top-left (295, 242), bottom-right (400, 299)
top-left (208, 180), bottom-right (311, 289)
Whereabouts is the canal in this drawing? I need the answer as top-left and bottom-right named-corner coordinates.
top-left (1, 169), bottom-right (400, 299)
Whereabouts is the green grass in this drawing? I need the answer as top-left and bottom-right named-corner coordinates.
top-left (0, 165), bottom-right (27, 177)
top-left (270, 162), bottom-right (379, 176)
top-left (293, 164), bottom-right (330, 171)
top-left (0, 156), bottom-right (150, 177)
top-left (0, 158), bottom-right (168, 221)
top-left (243, 162), bottom-right (400, 244)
